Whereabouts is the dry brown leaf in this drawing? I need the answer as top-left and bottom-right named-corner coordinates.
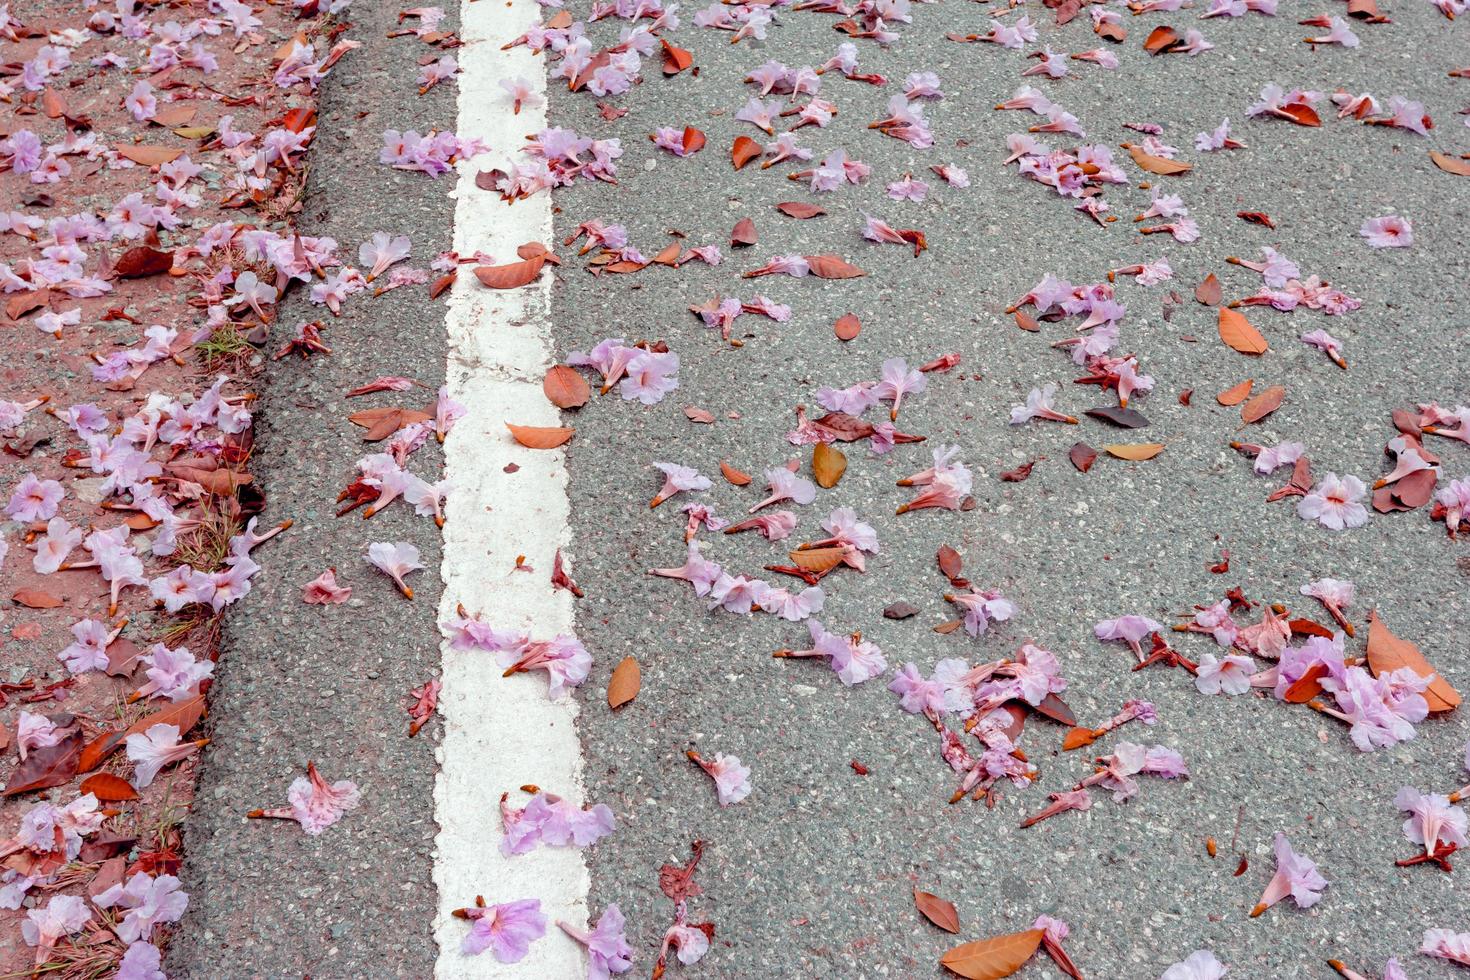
top-left (806, 255), bottom-right (866, 280)
top-left (812, 442), bottom-right (847, 488)
top-left (12, 589), bottom-right (63, 609)
top-left (732, 136), bottom-right (761, 170)
top-left (1240, 385), bottom-right (1285, 424)
top-left (1429, 151), bottom-right (1470, 177)
top-left (115, 144), bottom-right (183, 166)
top-left (1126, 143), bottom-right (1192, 176)
top-left (1143, 25), bottom-right (1180, 53)
top-left (788, 547), bottom-right (847, 574)
top-left (651, 242), bottom-right (682, 267)
top-left (543, 365), bottom-right (590, 409)
top-left (348, 406), bottom-right (431, 441)
top-left (777, 202), bottom-right (826, 219)
top-left (834, 313), bottom-right (861, 341)
top-left (608, 656), bottom-right (641, 709)
top-left (1366, 611), bottom-right (1460, 714)
top-left (151, 104), bottom-right (196, 127)
top-left (914, 890), bottom-right (961, 934)
top-left (79, 772), bottom-right (139, 802)
top-left (940, 928), bottom-right (1045, 979)
top-left (720, 461), bottom-right (752, 486)
top-left (475, 255), bottom-right (546, 289)
top-left (1104, 443), bottom-right (1165, 461)
top-left (42, 88), bottom-right (65, 119)
top-left (1195, 273), bottom-right (1222, 306)
top-left (1218, 307), bottom-right (1269, 355)
top-left (506, 423), bottom-right (574, 449)
top-left (731, 217), bottom-right (757, 247)
top-left (114, 247), bottom-right (174, 279)
top-left (937, 545), bottom-right (963, 581)
top-left (1069, 443), bottom-right (1097, 473)
top-left (4, 731), bottom-right (82, 797)
top-left (1216, 379), bottom-right (1254, 406)
top-left (79, 695), bottom-right (204, 773)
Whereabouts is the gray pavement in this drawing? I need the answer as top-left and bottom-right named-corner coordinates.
top-left (548, 4), bottom-right (1470, 978)
top-left (167, 1), bottom-right (458, 975)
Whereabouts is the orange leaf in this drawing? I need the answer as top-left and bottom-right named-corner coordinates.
top-left (608, 656), bottom-right (641, 709)
top-left (1429, 151), bottom-right (1470, 177)
top-left (1365, 611), bottom-right (1460, 714)
top-left (151, 104), bottom-right (196, 127)
top-left (1014, 310), bottom-right (1040, 332)
top-left (732, 136), bottom-right (761, 170)
top-left (1143, 25), bottom-right (1180, 53)
top-left (660, 39), bottom-right (692, 74)
top-left (1240, 385), bottom-right (1285, 424)
top-left (914, 890), bottom-right (961, 934)
top-left (506, 423), bottom-right (574, 449)
top-left (1277, 103), bottom-right (1321, 127)
top-left (720, 461), bottom-right (752, 486)
top-left (1216, 379), bottom-right (1254, 406)
top-left (1062, 726), bottom-right (1098, 751)
top-left (1126, 143), bottom-right (1192, 176)
top-left (787, 547), bottom-right (846, 574)
top-left (79, 695), bottom-right (205, 773)
top-left (114, 247), bottom-right (174, 279)
top-left (681, 127), bottom-right (707, 154)
top-left (1281, 662), bottom-right (1331, 703)
top-left (42, 88), bottom-right (65, 119)
top-left (812, 442), bottom-right (846, 489)
top-left (651, 242), bottom-right (682, 266)
top-left (940, 928), bottom-right (1045, 979)
top-left (475, 255), bottom-right (547, 289)
top-left (79, 772), bottom-right (139, 802)
top-left (834, 313), bottom-right (861, 341)
top-left (115, 144), bottom-right (183, 166)
top-left (543, 365), bottom-right (590, 409)
top-left (806, 255), bottom-right (866, 280)
top-left (1104, 443), bottom-right (1165, 461)
top-left (1195, 273), bottom-right (1222, 306)
top-left (12, 589), bottom-right (62, 609)
top-left (1218, 307), bottom-right (1269, 355)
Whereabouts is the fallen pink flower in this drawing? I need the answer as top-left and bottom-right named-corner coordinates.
top-left (304, 568), bottom-right (351, 604)
top-left (248, 761), bottom-right (361, 835)
top-left (687, 749), bottom-right (752, 805)
top-left (1251, 832), bottom-right (1328, 916)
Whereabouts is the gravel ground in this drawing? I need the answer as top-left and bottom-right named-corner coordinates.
top-left (166, 2), bottom-right (458, 975)
top-left (546, 4), bottom-right (1470, 978)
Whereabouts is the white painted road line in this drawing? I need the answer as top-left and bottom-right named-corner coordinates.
top-left (431, 0), bottom-right (587, 975)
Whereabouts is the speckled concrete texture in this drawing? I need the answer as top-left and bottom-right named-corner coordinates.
top-left (167, 3), bottom-right (457, 975)
top-left (548, 5), bottom-right (1470, 978)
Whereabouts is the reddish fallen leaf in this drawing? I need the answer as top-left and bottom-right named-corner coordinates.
top-left (1069, 443), bottom-right (1097, 473)
top-left (1000, 460), bottom-right (1037, 482)
top-left (1195, 273), bottom-right (1223, 306)
top-left (934, 619), bottom-right (966, 635)
top-left (105, 639), bottom-right (144, 678)
top-left (884, 602), bottom-right (919, 620)
top-left (1143, 25), bottom-right (1181, 53)
top-left (731, 217), bottom-right (757, 247)
top-left (834, 313), bottom-right (861, 341)
top-left (608, 656), bottom-right (641, 709)
top-left (680, 127), bottom-right (707, 154)
top-left (660, 38), bottom-right (692, 74)
top-left (79, 694), bottom-right (205, 773)
top-left (1062, 726), bottom-right (1098, 751)
top-left (115, 144), bottom-right (183, 166)
top-left (777, 201), bottom-right (826, 219)
top-left (79, 772), bottom-right (139, 802)
top-left (1429, 151), bottom-right (1470, 177)
top-left (4, 730), bottom-right (83, 796)
top-left (1240, 385), bottom-right (1286, 424)
top-left (1277, 103), bottom-right (1322, 127)
top-left (348, 406), bottom-right (431, 441)
top-left (1218, 308), bottom-right (1269, 355)
top-left (1033, 693), bottom-right (1077, 726)
top-left (12, 589), bottom-right (62, 609)
top-left (114, 247), bottom-right (174, 278)
top-left (1014, 310), bottom-right (1040, 332)
top-left (937, 545), bottom-right (963, 581)
top-left (1125, 143), bottom-right (1191, 175)
top-left (659, 840), bottom-right (706, 903)
top-left (152, 104), bottom-right (196, 127)
top-left (408, 678), bottom-right (442, 736)
top-left (1178, 388), bottom-right (1193, 406)
top-left (732, 136), bottom-right (761, 170)
top-left (506, 423), bottom-right (574, 449)
top-left (683, 406), bottom-right (716, 424)
top-left (1237, 210), bottom-right (1276, 229)
top-left (1281, 662), bottom-right (1332, 703)
top-left (475, 254), bottom-right (547, 289)
top-left (650, 242), bottom-right (681, 267)
top-left (720, 460), bottom-right (753, 486)
top-left (806, 255), bottom-right (866, 279)
top-left (1376, 467), bottom-right (1437, 512)
top-left (430, 271), bottom-right (456, 298)
top-left (850, 759), bottom-right (869, 775)
top-left (914, 890), bottom-right (961, 934)
top-left (789, 547), bottom-right (847, 574)
top-left (543, 365), bottom-right (590, 409)
top-left (1365, 611), bottom-right (1460, 714)
top-left (1216, 379), bottom-right (1254, 406)
top-left (1234, 855), bottom-right (1249, 876)
top-left (940, 928), bottom-right (1045, 979)
top-left (551, 549), bottom-right (584, 598)
top-left (6, 291), bottom-right (47, 321)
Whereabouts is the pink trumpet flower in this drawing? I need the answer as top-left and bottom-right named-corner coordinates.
top-left (651, 461), bottom-right (712, 508)
top-left (686, 750), bottom-right (752, 805)
top-left (749, 467), bottom-right (816, 513)
top-left (1251, 832), bottom-right (1328, 916)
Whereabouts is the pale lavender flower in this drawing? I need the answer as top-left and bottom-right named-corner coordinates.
top-left (559, 904), bottom-right (635, 978)
top-left (461, 898), bottom-right (547, 961)
top-left (749, 467), bottom-right (815, 513)
top-left (687, 750), bottom-right (752, 805)
top-left (366, 541), bottom-right (424, 597)
top-left (1394, 786), bottom-right (1467, 856)
top-left (1422, 929), bottom-right (1470, 966)
top-left (620, 351), bottom-right (679, 405)
top-left (116, 942), bottom-right (166, 980)
top-left (1298, 473), bottom-right (1370, 530)
top-left (95, 873), bottom-right (188, 943)
top-left (1253, 441), bottom-right (1304, 475)
top-left (873, 357), bottom-right (926, 421)
top-left (1094, 615), bottom-right (1164, 659)
top-left (647, 542), bottom-right (723, 597)
top-left (946, 589), bottom-right (1016, 637)
top-left (21, 895), bottom-right (90, 959)
top-left (1251, 832), bottom-right (1328, 915)
top-left (1360, 214), bottom-right (1412, 248)
top-left (1161, 950), bottom-right (1228, 979)
top-left (125, 724), bottom-right (204, 788)
top-left (33, 517), bottom-right (82, 575)
top-left (498, 635), bottom-right (592, 699)
top-left (6, 473), bottom-right (63, 521)
top-left (651, 461), bottom-right (711, 508)
top-left (1195, 653), bottom-right (1254, 695)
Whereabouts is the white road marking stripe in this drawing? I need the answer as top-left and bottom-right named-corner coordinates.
top-left (432, 0), bottom-right (586, 974)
